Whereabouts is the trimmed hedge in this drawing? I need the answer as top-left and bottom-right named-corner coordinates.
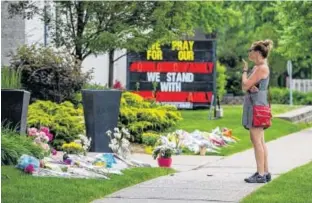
top-left (119, 92), bottom-right (182, 142)
top-left (142, 132), bottom-right (161, 146)
top-left (27, 92), bottom-right (182, 148)
top-left (270, 87), bottom-right (312, 105)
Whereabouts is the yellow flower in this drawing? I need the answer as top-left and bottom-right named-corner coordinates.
top-left (62, 142), bottom-right (83, 150)
top-left (144, 146), bottom-right (154, 155)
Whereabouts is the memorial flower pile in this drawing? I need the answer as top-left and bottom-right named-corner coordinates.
top-left (15, 128), bottom-right (150, 179)
top-left (153, 127), bottom-right (239, 155)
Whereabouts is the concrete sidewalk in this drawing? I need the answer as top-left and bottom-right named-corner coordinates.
top-left (93, 128), bottom-right (312, 203)
top-left (131, 153), bottom-right (222, 172)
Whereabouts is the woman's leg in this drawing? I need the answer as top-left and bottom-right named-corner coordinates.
top-left (250, 127), bottom-right (265, 175)
top-left (261, 133), bottom-right (269, 173)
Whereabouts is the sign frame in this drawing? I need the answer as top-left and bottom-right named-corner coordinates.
top-left (126, 32), bottom-right (217, 110)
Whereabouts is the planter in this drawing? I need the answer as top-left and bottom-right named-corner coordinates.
top-left (1, 89), bottom-right (30, 134)
top-left (157, 157), bottom-right (172, 168)
top-left (82, 89), bottom-right (122, 152)
top-left (199, 146), bottom-right (206, 156)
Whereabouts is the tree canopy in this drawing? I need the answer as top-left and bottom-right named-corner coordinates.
top-left (7, 1), bottom-right (312, 88)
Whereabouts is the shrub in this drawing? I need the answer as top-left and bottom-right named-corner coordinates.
top-left (142, 132), bottom-right (160, 146)
top-left (9, 45), bottom-right (92, 103)
top-left (225, 70), bottom-right (244, 96)
top-left (1, 127), bottom-right (45, 165)
top-left (1, 66), bottom-right (22, 89)
top-left (270, 87), bottom-right (288, 104)
top-left (83, 82), bottom-right (109, 90)
top-left (303, 92), bottom-right (312, 105)
top-left (119, 92), bottom-right (182, 143)
top-left (27, 100), bottom-right (84, 150)
top-left (217, 61), bottom-right (227, 100)
top-left (270, 87), bottom-right (312, 105)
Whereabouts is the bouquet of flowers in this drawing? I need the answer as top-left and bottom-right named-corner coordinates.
top-left (62, 142), bottom-right (84, 155)
top-left (27, 127), bottom-right (53, 154)
top-left (106, 127), bottom-right (131, 159)
top-left (74, 134), bottom-right (92, 155)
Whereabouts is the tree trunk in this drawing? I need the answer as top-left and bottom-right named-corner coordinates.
top-left (75, 1), bottom-right (84, 61)
top-left (108, 49), bottom-right (115, 88)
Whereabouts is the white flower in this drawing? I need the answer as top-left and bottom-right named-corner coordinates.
top-left (40, 135), bottom-right (49, 143)
top-left (114, 127), bottom-right (119, 133)
top-left (34, 137), bottom-right (41, 144)
top-left (74, 139), bottom-right (82, 144)
top-left (78, 134), bottom-right (84, 138)
top-left (106, 130), bottom-right (112, 137)
top-left (107, 127), bottom-right (131, 158)
top-left (122, 128), bottom-right (131, 138)
top-left (121, 138), bottom-right (129, 144)
top-left (122, 141), bottom-right (130, 148)
top-left (122, 127), bottom-right (129, 135)
top-left (109, 144), bottom-right (118, 152)
top-left (111, 139), bottom-right (118, 145)
top-left (114, 132), bottom-right (122, 139)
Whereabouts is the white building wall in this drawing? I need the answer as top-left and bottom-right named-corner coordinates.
top-left (25, 1), bottom-right (45, 46)
top-left (82, 54), bottom-right (109, 86)
top-left (113, 49), bottom-right (127, 88)
top-left (81, 50), bottom-right (127, 87)
top-left (1, 1), bottom-right (26, 66)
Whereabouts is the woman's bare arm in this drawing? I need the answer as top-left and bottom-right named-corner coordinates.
top-left (242, 67), bottom-right (268, 91)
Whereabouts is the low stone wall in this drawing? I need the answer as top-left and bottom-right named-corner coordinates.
top-left (221, 95), bottom-right (245, 105)
top-left (276, 106), bottom-right (312, 123)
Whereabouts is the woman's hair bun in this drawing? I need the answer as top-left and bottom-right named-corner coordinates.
top-left (262, 39), bottom-right (273, 50)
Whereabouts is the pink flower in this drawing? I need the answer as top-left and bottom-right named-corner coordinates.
top-left (52, 148), bottom-right (57, 156)
top-left (40, 127), bottom-right (50, 134)
top-left (40, 127), bottom-right (53, 141)
top-left (27, 128), bottom-right (38, 136)
top-left (24, 164), bottom-right (35, 174)
top-left (46, 132), bottom-right (53, 141)
top-left (43, 135), bottom-right (50, 143)
top-left (64, 159), bottom-right (72, 165)
top-left (113, 80), bottom-right (124, 90)
top-left (39, 131), bottom-right (47, 137)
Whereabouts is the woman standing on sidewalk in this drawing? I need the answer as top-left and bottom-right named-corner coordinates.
top-left (241, 40), bottom-right (273, 183)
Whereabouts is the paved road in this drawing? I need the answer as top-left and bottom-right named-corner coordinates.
top-left (93, 128), bottom-right (312, 203)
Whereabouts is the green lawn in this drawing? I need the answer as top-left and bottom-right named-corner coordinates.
top-left (1, 166), bottom-right (174, 203)
top-left (177, 105), bottom-right (310, 156)
top-left (241, 162), bottom-right (312, 203)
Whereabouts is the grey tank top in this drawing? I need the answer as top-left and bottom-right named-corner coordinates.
top-left (246, 68), bottom-right (270, 105)
top-left (248, 68), bottom-right (270, 92)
